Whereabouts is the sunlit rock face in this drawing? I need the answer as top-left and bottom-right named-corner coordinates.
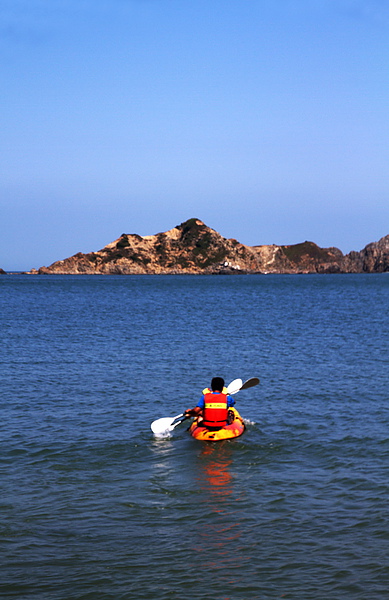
top-left (30, 219), bottom-right (389, 275)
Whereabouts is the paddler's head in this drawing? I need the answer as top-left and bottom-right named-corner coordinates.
top-left (211, 377), bottom-right (224, 392)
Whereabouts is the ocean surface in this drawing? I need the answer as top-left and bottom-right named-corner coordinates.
top-left (1, 274), bottom-right (388, 600)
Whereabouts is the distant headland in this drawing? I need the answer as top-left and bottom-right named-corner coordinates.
top-left (2, 218), bottom-right (388, 275)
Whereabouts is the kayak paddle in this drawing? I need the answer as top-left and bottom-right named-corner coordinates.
top-left (151, 413), bottom-right (189, 436)
top-left (228, 377), bottom-right (260, 394)
top-left (226, 378), bottom-right (243, 394)
top-left (240, 376), bottom-right (260, 391)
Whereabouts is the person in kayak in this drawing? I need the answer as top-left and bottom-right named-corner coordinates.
top-left (184, 377), bottom-right (236, 428)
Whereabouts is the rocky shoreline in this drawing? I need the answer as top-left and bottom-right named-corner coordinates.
top-left (3, 218), bottom-right (389, 275)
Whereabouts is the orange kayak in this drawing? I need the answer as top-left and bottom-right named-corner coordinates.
top-left (188, 407), bottom-right (246, 441)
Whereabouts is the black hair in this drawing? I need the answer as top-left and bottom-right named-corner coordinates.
top-left (211, 377), bottom-right (225, 392)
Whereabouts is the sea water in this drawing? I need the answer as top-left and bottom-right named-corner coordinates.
top-left (0, 274), bottom-right (388, 600)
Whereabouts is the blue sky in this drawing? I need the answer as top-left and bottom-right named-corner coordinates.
top-left (1, 0), bottom-right (388, 270)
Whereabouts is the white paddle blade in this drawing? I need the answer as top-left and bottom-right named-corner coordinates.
top-left (227, 378), bottom-right (243, 395)
top-left (151, 413), bottom-right (184, 435)
top-left (151, 417), bottom-right (175, 435)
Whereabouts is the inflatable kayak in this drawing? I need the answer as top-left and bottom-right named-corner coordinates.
top-left (188, 407), bottom-right (246, 441)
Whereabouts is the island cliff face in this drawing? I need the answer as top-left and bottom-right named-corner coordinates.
top-left (30, 218), bottom-right (389, 275)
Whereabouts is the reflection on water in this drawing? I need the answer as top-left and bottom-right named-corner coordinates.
top-left (149, 437), bottom-right (176, 491)
top-left (196, 443), bottom-right (234, 510)
top-left (192, 443), bottom-right (249, 579)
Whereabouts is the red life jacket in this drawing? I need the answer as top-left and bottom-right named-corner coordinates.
top-left (202, 391), bottom-right (228, 428)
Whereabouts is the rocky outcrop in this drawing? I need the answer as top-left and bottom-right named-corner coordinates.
top-left (30, 219), bottom-right (389, 275)
top-left (342, 235), bottom-right (389, 273)
top-left (33, 219), bottom-right (263, 275)
top-left (253, 241), bottom-right (345, 274)
top-left (0, 268), bottom-right (6, 274)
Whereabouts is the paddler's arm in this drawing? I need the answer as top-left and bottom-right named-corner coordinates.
top-left (227, 394), bottom-right (236, 407)
top-left (184, 406), bottom-right (202, 418)
top-left (184, 396), bottom-right (205, 418)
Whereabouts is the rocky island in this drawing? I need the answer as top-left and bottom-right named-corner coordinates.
top-left (29, 218), bottom-right (389, 275)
